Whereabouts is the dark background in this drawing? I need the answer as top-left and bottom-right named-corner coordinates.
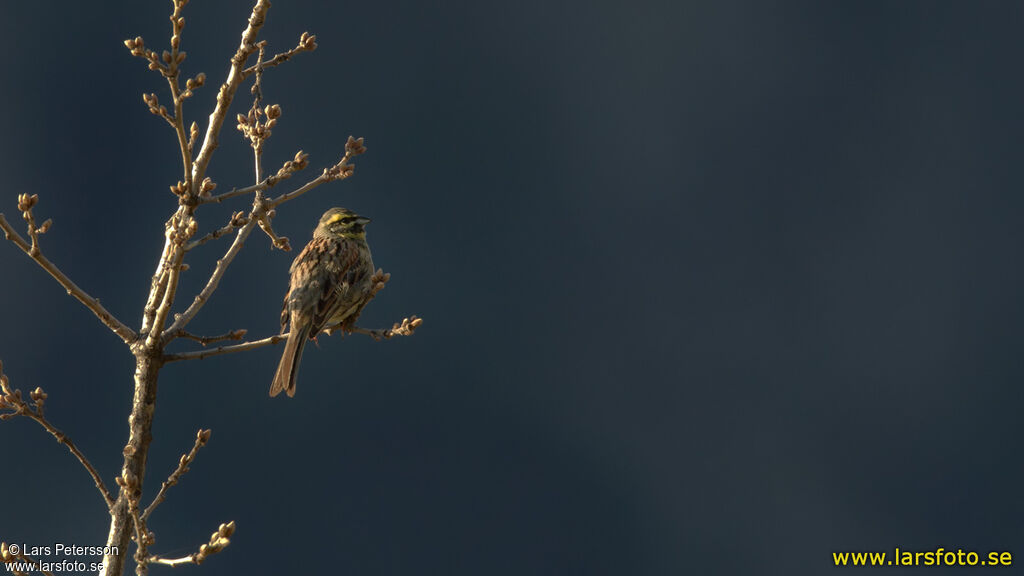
top-left (2, 1), bottom-right (1023, 574)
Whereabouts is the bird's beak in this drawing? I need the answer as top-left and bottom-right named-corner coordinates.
top-left (355, 216), bottom-right (371, 225)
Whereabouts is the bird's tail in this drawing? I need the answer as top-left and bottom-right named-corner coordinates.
top-left (270, 322), bottom-right (311, 398)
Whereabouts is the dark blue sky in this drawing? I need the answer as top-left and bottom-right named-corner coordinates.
top-left (2, 1), bottom-right (1024, 574)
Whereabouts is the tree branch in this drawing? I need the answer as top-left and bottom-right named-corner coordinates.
top-left (191, 0), bottom-right (271, 189)
top-left (163, 267), bottom-right (420, 362)
top-left (240, 32), bottom-right (318, 79)
top-left (349, 316), bottom-right (423, 341)
top-left (238, 46), bottom-right (293, 252)
top-left (163, 333), bottom-right (287, 363)
top-left (0, 363), bottom-right (115, 510)
top-left (173, 330), bottom-right (248, 346)
top-left (146, 223), bottom-right (191, 348)
top-left (147, 522), bottom-right (235, 568)
top-left (200, 151), bottom-right (312, 206)
top-left (0, 208), bottom-right (136, 344)
top-left (161, 216), bottom-right (260, 342)
top-left (268, 137), bottom-right (366, 208)
top-left (199, 180), bottom-right (269, 205)
top-left (142, 429), bottom-right (211, 521)
top-left (162, 319), bottom-right (421, 363)
top-left (165, 0), bottom-right (193, 195)
top-left (128, 499), bottom-right (149, 575)
top-left (185, 211), bottom-right (250, 251)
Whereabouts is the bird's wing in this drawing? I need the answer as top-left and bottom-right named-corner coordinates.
top-left (308, 239), bottom-right (363, 335)
top-left (281, 238), bottom-right (321, 332)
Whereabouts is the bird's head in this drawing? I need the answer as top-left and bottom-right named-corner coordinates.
top-left (315, 207), bottom-right (370, 240)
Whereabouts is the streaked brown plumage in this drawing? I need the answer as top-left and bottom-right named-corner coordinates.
top-left (270, 207), bottom-right (375, 397)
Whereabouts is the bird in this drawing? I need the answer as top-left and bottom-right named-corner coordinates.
top-left (270, 207), bottom-right (376, 397)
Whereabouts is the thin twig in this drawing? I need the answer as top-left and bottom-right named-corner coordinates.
top-left (163, 333), bottom-right (288, 362)
top-left (165, 0), bottom-right (193, 195)
top-left (142, 429), bottom-right (211, 521)
top-left (268, 172), bottom-right (332, 207)
top-left (160, 217), bottom-right (260, 342)
top-left (199, 150), bottom-right (311, 205)
top-left (200, 180), bottom-right (269, 204)
top-left (251, 44), bottom-right (266, 182)
top-left (269, 137), bottom-right (365, 207)
top-left (162, 317), bottom-right (421, 363)
top-left (28, 415), bottom-right (116, 509)
top-left (191, 0), bottom-right (271, 188)
top-left (148, 556), bottom-right (198, 568)
top-left (22, 413), bottom-right (115, 509)
top-left (0, 366), bottom-right (115, 510)
top-left (185, 212), bottom-right (250, 251)
top-left (240, 32), bottom-right (317, 79)
top-left (172, 330), bottom-right (248, 346)
top-left (125, 2), bottom-right (198, 200)
top-left (128, 500), bottom-right (148, 575)
top-left (0, 212), bottom-right (135, 344)
top-left (147, 522), bottom-right (235, 567)
top-left (242, 45), bottom-right (293, 250)
top-left (349, 316), bottom-right (423, 341)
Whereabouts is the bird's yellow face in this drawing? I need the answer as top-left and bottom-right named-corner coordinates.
top-left (317, 207), bottom-right (370, 240)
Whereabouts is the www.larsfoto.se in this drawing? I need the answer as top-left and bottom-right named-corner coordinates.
top-left (833, 548), bottom-right (1012, 567)
top-left (4, 560), bottom-right (106, 573)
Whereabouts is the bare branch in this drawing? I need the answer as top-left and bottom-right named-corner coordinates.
top-left (237, 46), bottom-right (293, 252)
top-left (200, 180), bottom-right (270, 204)
top-left (0, 363), bottom-right (115, 510)
top-left (164, 0), bottom-right (195, 195)
top-left (140, 235), bottom-right (174, 338)
top-left (241, 32), bottom-right (318, 79)
top-left (146, 212), bottom-right (197, 347)
top-left (168, 82), bottom-right (193, 194)
top-left (141, 92), bottom-right (176, 126)
top-left (146, 556), bottom-right (195, 568)
top-left (0, 208), bottom-right (136, 344)
top-left (191, 0), bottom-right (272, 189)
top-left (147, 521), bottom-right (235, 567)
top-left (268, 172), bottom-right (331, 208)
top-left (123, 36), bottom-right (170, 77)
top-left (238, 43), bottom-right (275, 164)
top-left (142, 429), bottom-right (212, 521)
top-left (268, 138), bottom-right (365, 208)
top-left (200, 150), bottom-right (311, 205)
top-left (128, 499), bottom-right (149, 574)
top-left (185, 211), bottom-right (250, 250)
top-left (163, 333), bottom-right (287, 363)
top-left (163, 320), bottom-right (421, 363)
top-left (255, 213), bottom-right (291, 251)
top-left (126, 1), bottom-right (202, 198)
top-left (161, 217), bottom-right (260, 341)
top-left (148, 248), bottom-right (185, 347)
top-left (173, 330), bottom-right (248, 346)
top-left (164, 267), bottom-right (419, 362)
top-left (349, 316), bottom-right (424, 341)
